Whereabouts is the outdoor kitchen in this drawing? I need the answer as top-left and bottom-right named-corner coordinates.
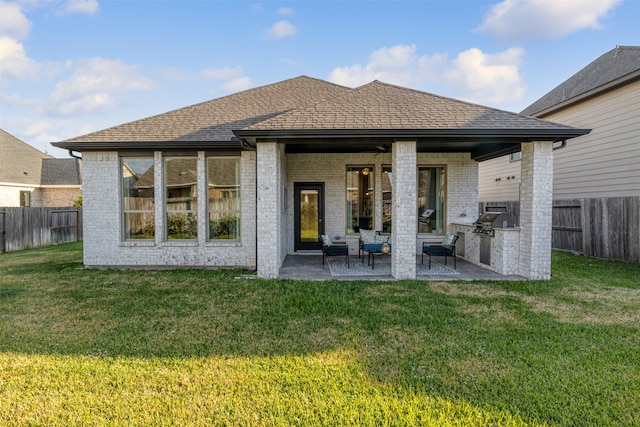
top-left (450, 212), bottom-right (521, 276)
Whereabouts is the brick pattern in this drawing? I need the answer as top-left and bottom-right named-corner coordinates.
top-left (82, 151), bottom-right (254, 269)
top-left (519, 141), bottom-right (554, 279)
top-left (256, 143), bottom-right (282, 278)
top-left (391, 141), bottom-right (417, 279)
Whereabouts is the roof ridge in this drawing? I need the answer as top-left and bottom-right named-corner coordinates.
top-left (57, 76), bottom-right (349, 143)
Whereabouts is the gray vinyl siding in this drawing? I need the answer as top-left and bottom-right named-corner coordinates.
top-left (478, 79), bottom-right (640, 202)
top-left (544, 79), bottom-right (640, 200)
top-left (478, 154), bottom-right (521, 202)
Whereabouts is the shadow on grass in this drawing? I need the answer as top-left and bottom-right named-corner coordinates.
top-left (1, 243), bottom-right (639, 425)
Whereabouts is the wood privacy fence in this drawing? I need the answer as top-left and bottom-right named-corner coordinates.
top-left (479, 197), bottom-right (640, 263)
top-left (0, 207), bottom-right (82, 253)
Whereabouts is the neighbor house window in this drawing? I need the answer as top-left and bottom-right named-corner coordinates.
top-left (19, 191), bottom-right (31, 207)
top-left (165, 157), bottom-right (197, 240)
top-left (417, 166), bottom-right (445, 234)
top-left (121, 157), bottom-right (155, 240)
top-left (346, 166), bottom-right (374, 233)
top-left (510, 152), bottom-right (521, 161)
top-left (382, 166), bottom-right (392, 233)
top-left (208, 157), bottom-right (241, 240)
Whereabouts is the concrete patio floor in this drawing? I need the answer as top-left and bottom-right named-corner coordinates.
top-left (277, 253), bottom-right (525, 281)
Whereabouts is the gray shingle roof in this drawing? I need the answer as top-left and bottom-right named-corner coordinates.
top-left (59, 76), bottom-right (349, 144)
top-left (521, 46), bottom-right (640, 117)
top-left (243, 80), bottom-right (576, 132)
top-left (40, 158), bottom-right (82, 185)
top-left (0, 129), bottom-right (51, 185)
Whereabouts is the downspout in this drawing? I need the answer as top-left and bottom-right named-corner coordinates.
top-left (68, 150), bottom-right (82, 159)
top-left (553, 140), bottom-right (567, 151)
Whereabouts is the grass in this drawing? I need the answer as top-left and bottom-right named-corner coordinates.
top-left (1, 242), bottom-right (639, 426)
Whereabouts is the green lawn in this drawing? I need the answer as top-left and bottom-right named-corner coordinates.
top-left (1, 242), bottom-right (639, 426)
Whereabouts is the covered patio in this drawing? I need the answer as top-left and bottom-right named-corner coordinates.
top-left (278, 253), bottom-right (524, 281)
top-left (236, 80), bottom-right (590, 280)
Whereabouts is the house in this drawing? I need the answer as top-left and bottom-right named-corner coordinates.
top-left (479, 46), bottom-right (640, 263)
top-left (53, 76), bottom-right (589, 279)
top-left (1, 129), bottom-right (82, 207)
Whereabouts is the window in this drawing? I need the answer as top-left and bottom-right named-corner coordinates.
top-left (19, 191), bottom-right (31, 207)
top-left (208, 157), bottom-right (241, 240)
top-left (121, 157), bottom-right (155, 240)
top-left (165, 157), bottom-right (197, 240)
top-left (346, 166), bottom-right (374, 233)
top-left (510, 151), bottom-right (521, 161)
top-left (417, 167), bottom-right (445, 234)
top-left (382, 166), bottom-right (392, 232)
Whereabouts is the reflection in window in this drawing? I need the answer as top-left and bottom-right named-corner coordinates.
top-left (382, 166), bottom-right (392, 233)
top-left (417, 167), bottom-right (445, 234)
top-left (208, 157), bottom-right (241, 240)
top-left (165, 157), bottom-right (197, 240)
top-left (346, 166), bottom-right (374, 233)
top-left (122, 157), bottom-right (155, 240)
top-left (19, 190), bottom-right (31, 207)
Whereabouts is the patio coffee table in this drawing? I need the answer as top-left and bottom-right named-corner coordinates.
top-left (366, 243), bottom-right (391, 270)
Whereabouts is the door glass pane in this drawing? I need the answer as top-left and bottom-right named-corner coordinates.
top-left (417, 166), bottom-right (445, 234)
top-left (300, 189), bottom-right (319, 243)
top-left (346, 166), bottom-right (374, 233)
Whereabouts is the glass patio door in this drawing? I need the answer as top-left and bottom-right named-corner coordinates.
top-left (294, 183), bottom-right (324, 251)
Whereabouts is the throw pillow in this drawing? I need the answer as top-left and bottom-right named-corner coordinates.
top-left (442, 234), bottom-right (456, 245)
top-left (374, 234), bottom-right (389, 244)
top-left (321, 234), bottom-right (332, 246)
top-left (360, 229), bottom-right (376, 244)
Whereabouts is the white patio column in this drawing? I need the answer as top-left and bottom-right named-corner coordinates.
top-left (256, 141), bottom-right (283, 278)
top-left (519, 141), bottom-right (554, 280)
top-left (391, 140), bottom-right (417, 279)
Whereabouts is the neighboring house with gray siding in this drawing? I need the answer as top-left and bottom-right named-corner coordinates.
top-left (479, 46), bottom-right (640, 262)
top-left (1, 129), bottom-right (82, 207)
top-left (54, 76), bottom-right (588, 280)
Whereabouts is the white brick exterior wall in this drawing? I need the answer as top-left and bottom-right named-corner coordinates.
top-left (81, 145), bottom-right (540, 280)
top-left (519, 141), bottom-right (554, 279)
top-left (82, 151), bottom-right (256, 269)
top-left (391, 141), bottom-right (417, 279)
top-left (256, 143), bottom-right (284, 278)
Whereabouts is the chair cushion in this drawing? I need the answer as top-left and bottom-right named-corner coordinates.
top-left (360, 229), bottom-right (376, 244)
top-left (362, 243), bottom-right (383, 251)
top-left (321, 234), bottom-right (332, 246)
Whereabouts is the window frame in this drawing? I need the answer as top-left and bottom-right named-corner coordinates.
top-left (345, 165), bottom-right (375, 234)
top-left (417, 165), bottom-right (446, 235)
top-left (164, 156), bottom-right (198, 241)
top-left (121, 156), bottom-right (155, 241)
top-left (207, 156), bottom-right (241, 241)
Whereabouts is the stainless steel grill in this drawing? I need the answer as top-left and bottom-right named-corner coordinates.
top-left (473, 212), bottom-right (514, 237)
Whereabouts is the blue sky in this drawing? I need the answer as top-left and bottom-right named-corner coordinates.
top-left (1, 0), bottom-right (638, 157)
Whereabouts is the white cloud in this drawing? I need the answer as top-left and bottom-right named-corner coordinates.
top-left (476, 0), bottom-right (622, 41)
top-left (328, 44), bottom-right (447, 88)
top-left (0, 1), bottom-right (32, 40)
top-left (46, 57), bottom-right (153, 116)
top-left (220, 76), bottom-right (253, 93)
top-left (198, 66), bottom-right (244, 81)
top-left (445, 47), bottom-right (526, 105)
top-left (278, 6), bottom-right (293, 15)
top-left (328, 44), bottom-right (526, 106)
top-left (61, 0), bottom-right (99, 15)
top-left (0, 36), bottom-right (38, 79)
top-left (267, 20), bottom-right (297, 40)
